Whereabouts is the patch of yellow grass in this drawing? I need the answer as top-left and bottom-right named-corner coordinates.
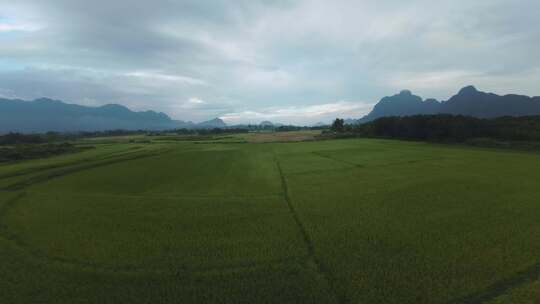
top-left (242, 130), bottom-right (321, 143)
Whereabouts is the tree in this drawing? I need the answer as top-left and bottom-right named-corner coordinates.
top-left (331, 118), bottom-right (345, 133)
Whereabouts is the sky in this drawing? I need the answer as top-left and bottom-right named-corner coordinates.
top-left (0, 0), bottom-right (539, 125)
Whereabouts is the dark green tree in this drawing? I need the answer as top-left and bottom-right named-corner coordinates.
top-left (331, 118), bottom-right (345, 133)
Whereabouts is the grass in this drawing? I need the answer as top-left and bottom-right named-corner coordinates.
top-left (487, 279), bottom-right (540, 304)
top-left (240, 130), bottom-right (322, 143)
top-left (0, 143), bottom-right (92, 162)
top-left (1, 132), bottom-right (540, 303)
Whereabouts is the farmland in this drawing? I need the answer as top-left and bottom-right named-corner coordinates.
top-left (1, 133), bottom-right (540, 303)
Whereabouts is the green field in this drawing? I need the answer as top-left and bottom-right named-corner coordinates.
top-left (1, 134), bottom-right (540, 303)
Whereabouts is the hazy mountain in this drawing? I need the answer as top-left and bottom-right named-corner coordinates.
top-left (358, 86), bottom-right (540, 123)
top-left (196, 118), bottom-right (227, 129)
top-left (313, 122), bottom-right (329, 127)
top-left (0, 98), bottom-right (226, 133)
top-left (259, 121), bottom-right (274, 127)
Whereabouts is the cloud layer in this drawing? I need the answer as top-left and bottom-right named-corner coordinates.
top-left (0, 0), bottom-right (539, 124)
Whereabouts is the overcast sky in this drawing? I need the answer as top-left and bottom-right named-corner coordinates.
top-left (0, 0), bottom-right (539, 124)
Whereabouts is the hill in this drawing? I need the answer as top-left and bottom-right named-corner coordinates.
top-left (358, 86), bottom-right (540, 123)
top-left (259, 121), bottom-right (274, 127)
top-left (196, 118), bottom-right (227, 129)
top-left (0, 98), bottom-right (226, 132)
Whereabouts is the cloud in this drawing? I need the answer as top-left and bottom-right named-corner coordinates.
top-left (387, 67), bottom-right (540, 100)
top-left (0, 88), bottom-right (19, 99)
top-left (171, 97), bottom-right (208, 111)
top-left (220, 101), bottom-right (374, 125)
top-left (123, 71), bottom-right (208, 86)
top-left (0, 0), bottom-right (539, 123)
top-left (188, 97), bottom-right (206, 105)
top-left (0, 22), bottom-right (41, 32)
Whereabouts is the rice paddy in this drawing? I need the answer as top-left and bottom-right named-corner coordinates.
top-left (1, 134), bottom-right (539, 303)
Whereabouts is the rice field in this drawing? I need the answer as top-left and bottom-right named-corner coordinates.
top-left (1, 134), bottom-right (540, 303)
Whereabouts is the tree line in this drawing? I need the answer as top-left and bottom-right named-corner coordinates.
top-left (331, 115), bottom-right (540, 142)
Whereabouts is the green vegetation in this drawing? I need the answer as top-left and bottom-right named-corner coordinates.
top-left (331, 115), bottom-right (540, 149)
top-left (1, 133), bottom-right (540, 303)
top-left (0, 143), bottom-right (92, 162)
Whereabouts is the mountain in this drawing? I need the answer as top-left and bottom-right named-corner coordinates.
top-left (196, 118), bottom-right (227, 129)
top-left (442, 86), bottom-right (540, 117)
top-left (358, 90), bottom-right (442, 123)
top-left (344, 119), bottom-right (359, 125)
top-left (0, 98), bottom-right (226, 133)
top-left (313, 122), bottom-right (329, 127)
top-left (358, 86), bottom-right (540, 123)
top-left (259, 121), bottom-right (274, 127)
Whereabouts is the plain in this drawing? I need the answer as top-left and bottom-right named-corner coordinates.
top-left (1, 134), bottom-right (540, 304)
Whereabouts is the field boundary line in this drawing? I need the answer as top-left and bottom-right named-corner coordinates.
top-left (275, 157), bottom-right (316, 256)
top-left (25, 192), bottom-right (283, 201)
top-left (274, 153), bottom-right (349, 304)
top-left (171, 255), bottom-right (309, 277)
top-left (370, 157), bottom-right (446, 168)
top-left (0, 146), bottom-right (152, 181)
top-left (313, 151), bottom-right (445, 169)
top-left (312, 151), bottom-right (361, 167)
top-left (445, 262), bottom-right (540, 304)
top-left (2, 149), bottom-right (171, 191)
top-left (287, 166), bottom-right (360, 177)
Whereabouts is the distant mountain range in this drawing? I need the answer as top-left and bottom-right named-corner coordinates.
top-left (0, 98), bottom-right (227, 133)
top-left (3, 86), bottom-right (538, 133)
top-left (356, 86), bottom-right (540, 123)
